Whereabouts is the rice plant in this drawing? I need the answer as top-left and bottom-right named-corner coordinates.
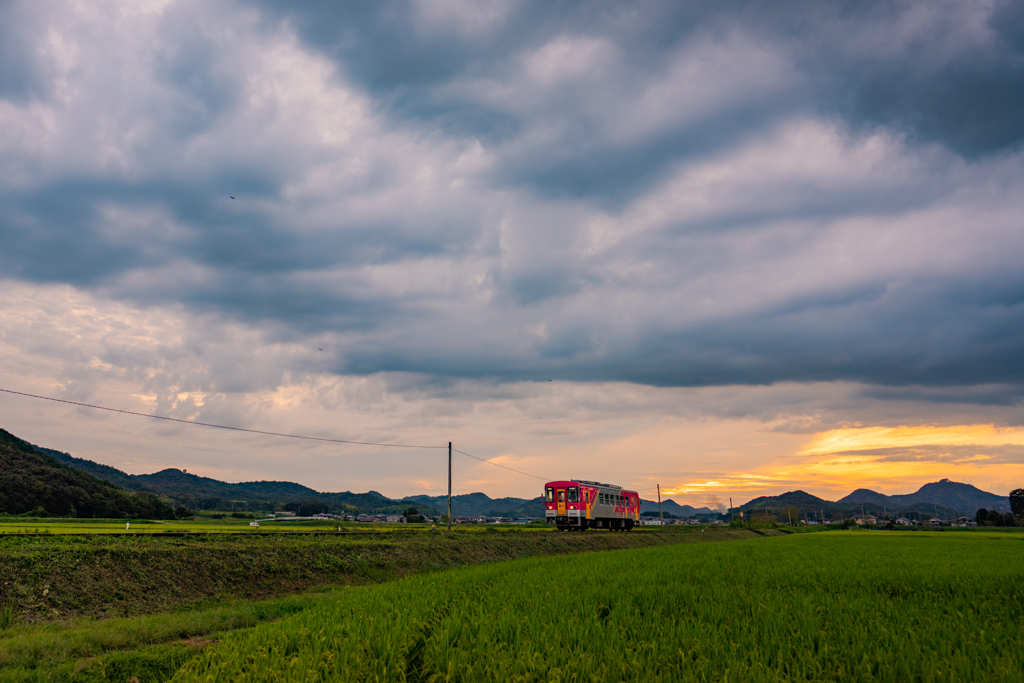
top-left (0, 602), bottom-right (14, 631)
top-left (171, 532), bottom-right (1024, 682)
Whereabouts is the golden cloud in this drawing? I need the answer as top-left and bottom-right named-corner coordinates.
top-left (800, 425), bottom-right (1024, 456)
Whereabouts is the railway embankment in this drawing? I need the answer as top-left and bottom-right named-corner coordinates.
top-left (0, 526), bottom-right (768, 622)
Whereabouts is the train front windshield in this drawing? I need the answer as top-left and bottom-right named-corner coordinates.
top-left (568, 487), bottom-right (579, 502)
top-left (545, 487), bottom-right (554, 503)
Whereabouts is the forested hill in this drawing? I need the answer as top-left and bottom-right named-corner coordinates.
top-left (838, 479), bottom-right (1010, 513)
top-left (36, 437), bottom-right (433, 515)
top-left (403, 492), bottom-right (543, 518)
top-left (739, 483), bottom-right (1010, 519)
top-left (0, 429), bottom-right (176, 518)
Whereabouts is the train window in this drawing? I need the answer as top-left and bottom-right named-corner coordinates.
top-left (568, 487), bottom-right (579, 502)
top-left (557, 490), bottom-right (565, 503)
top-left (545, 488), bottom-right (554, 503)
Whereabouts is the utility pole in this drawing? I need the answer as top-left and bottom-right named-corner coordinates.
top-left (448, 442), bottom-right (452, 532)
top-left (730, 497), bottom-right (733, 525)
top-left (657, 484), bottom-right (664, 527)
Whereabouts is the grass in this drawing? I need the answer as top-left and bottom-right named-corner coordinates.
top-left (0, 523), bottom-right (751, 622)
top-left (0, 603), bottom-right (13, 630)
top-left (173, 531), bottom-right (1024, 682)
top-left (0, 518), bottom-right (352, 535)
top-left (0, 589), bottom-right (340, 682)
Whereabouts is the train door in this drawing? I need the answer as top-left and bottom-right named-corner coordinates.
top-left (584, 489), bottom-right (592, 519)
top-left (557, 488), bottom-right (566, 516)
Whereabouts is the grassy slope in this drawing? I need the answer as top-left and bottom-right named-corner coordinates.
top-left (175, 531), bottom-right (1024, 683)
top-left (0, 526), bottom-right (758, 623)
top-left (0, 527), bottom-right (766, 682)
top-left (0, 590), bottom-right (337, 682)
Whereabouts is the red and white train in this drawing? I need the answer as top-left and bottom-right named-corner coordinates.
top-left (544, 479), bottom-right (640, 531)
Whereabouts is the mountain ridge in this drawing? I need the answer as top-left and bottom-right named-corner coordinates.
top-left (10, 428), bottom-right (1013, 518)
top-left (0, 429), bottom-right (177, 518)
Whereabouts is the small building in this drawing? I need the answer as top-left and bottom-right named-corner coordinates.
top-left (249, 522), bottom-right (260, 527)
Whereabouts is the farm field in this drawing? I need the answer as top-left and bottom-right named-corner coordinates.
top-left (0, 525), bottom-right (761, 681)
top-left (174, 531), bottom-right (1024, 683)
top-left (0, 523), bottom-right (751, 624)
top-left (0, 518), bottom-right (360, 535)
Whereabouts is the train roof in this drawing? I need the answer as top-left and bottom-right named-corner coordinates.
top-left (545, 479), bottom-right (636, 493)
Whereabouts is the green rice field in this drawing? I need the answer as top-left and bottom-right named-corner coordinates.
top-left (173, 531), bottom-right (1024, 683)
top-left (0, 519), bottom-right (356, 535)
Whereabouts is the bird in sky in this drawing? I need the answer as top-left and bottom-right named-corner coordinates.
top-left (318, 348), bottom-right (323, 351)
top-left (229, 196), bottom-right (235, 199)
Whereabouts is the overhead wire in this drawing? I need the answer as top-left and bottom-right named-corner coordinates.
top-left (1, 386), bottom-right (659, 491)
top-left (452, 447), bottom-right (548, 481)
top-left (0, 387), bottom-right (445, 450)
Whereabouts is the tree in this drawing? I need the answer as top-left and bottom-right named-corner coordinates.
top-left (404, 507), bottom-right (419, 517)
top-left (976, 508), bottom-right (988, 525)
top-left (783, 506), bottom-right (799, 526)
top-left (1010, 489), bottom-right (1024, 517)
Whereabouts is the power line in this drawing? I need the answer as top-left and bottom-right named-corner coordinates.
top-left (2, 386), bottom-right (663, 490)
top-left (0, 387), bottom-right (445, 450)
top-left (452, 448), bottom-right (548, 480)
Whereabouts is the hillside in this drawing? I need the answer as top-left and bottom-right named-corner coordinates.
top-left (37, 442), bottom-right (427, 515)
top-left (401, 492), bottom-right (543, 517)
top-left (0, 429), bottom-right (175, 518)
top-left (838, 479), bottom-right (1010, 513)
top-left (741, 481), bottom-right (1009, 519)
top-left (640, 499), bottom-right (720, 517)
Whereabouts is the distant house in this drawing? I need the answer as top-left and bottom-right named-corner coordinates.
top-left (926, 518), bottom-right (943, 527)
top-left (896, 517), bottom-right (912, 526)
top-left (249, 522), bottom-right (260, 527)
top-left (272, 511), bottom-right (296, 517)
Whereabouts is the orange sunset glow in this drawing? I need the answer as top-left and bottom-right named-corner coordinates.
top-left (658, 422), bottom-right (1024, 507)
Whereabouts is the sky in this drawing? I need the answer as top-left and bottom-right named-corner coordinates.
top-left (1, 0), bottom-right (1023, 507)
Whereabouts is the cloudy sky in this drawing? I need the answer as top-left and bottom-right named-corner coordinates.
top-left (2, 0), bottom-right (1023, 506)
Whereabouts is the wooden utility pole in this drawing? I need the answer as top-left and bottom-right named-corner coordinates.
top-left (448, 442), bottom-right (452, 532)
top-left (730, 497), bottom-right (733, 525)
top-left (657, 484), bottom-right (664, 527)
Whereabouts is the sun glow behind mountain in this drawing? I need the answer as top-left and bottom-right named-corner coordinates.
top-left (659, 424), bottom-right (1024, 506)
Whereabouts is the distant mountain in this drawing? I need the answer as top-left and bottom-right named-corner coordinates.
top-left (401, 492), bottom-right (542, 518)
top-left (741, 490), bottom-right (837, 515)
top-left (37, 441), bottom-right (436, 516)
top-left (839, 488), bottom-right (892, 506)
top-left (740, 480), bottom-right (1010, 519)
top-left (838, 479), bottom-right (1010, 513)
top-left (23, 428), bottom-right (1008, 520)
top-left (0, 429), bottom-right (176, 518)
top-left (640, 499), bottom-right (720, 517)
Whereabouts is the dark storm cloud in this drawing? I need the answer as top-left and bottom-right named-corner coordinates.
top-left (253, 0), bottom-right (1024, 194)
top-left (1, 0), bottom-right (1023, 400)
